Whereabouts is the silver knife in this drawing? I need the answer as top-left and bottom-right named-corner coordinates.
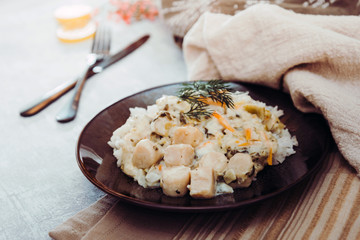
top-left (20, 34), bottom-right (150, 117)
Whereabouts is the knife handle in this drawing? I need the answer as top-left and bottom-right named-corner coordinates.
top-left (19, 79), bottom-right (77, 117)
top-left (19, 64), bottom-right (102, 117)
top-left (19, 34), bottom-right (150, 117)
top-left (55, 67), bottom-right (91, 123)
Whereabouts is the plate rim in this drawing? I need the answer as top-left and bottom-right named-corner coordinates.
top-left (76, 81), bottom-right (332, 212)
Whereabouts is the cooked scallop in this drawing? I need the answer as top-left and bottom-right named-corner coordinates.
top-left (223, 169), bottom-right (237, 184)
top-left (226, 153), bottom-right (253, 179)
top-left (198, 151), bottom-right (227, 177)
top-left (189, 167), bottom-right (216, 199)
top-left (173, 126), bottom-right (204, 147)
top-left (161, 166), bottom-right (190, 197)
top-left (150, 112), bottom-right (173, 136)
top-left (164, 144), bottom-right (194, 167)
top-left (132, 139), bottom-right (162, 169)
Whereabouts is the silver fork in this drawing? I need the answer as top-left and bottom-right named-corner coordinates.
top-left (56, 23), bottom-right (111, 123)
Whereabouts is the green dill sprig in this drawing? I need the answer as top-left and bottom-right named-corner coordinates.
top-left (184, 101), bottom-right (213, 120)
top-left (177, 80), bottom-right (234, 120)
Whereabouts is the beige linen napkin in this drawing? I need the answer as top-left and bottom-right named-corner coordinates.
top-left (49, 195), bottom-right (193, 240)
top-left (183, 4), bottom-right (360, 175)
top-left (50, 151), bottom-right (360, 240)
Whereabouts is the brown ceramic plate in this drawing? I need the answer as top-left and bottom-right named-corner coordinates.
top-left (76, 81), bottom-right (331, 212)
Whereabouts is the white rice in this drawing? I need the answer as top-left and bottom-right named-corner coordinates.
top-left (108, 91), bottom-right (297, 197)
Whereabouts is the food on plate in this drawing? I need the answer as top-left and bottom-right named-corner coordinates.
top-left (108, 80), bottom-right (298, 199)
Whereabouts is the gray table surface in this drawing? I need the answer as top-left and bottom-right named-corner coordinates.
top-left (0, 1), bottom-right (187, 239)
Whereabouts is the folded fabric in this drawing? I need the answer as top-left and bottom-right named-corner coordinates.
top-left (182, 4), bottom-right (360, 175)
top-left (49, 151), bottom-right (360, 240)
top-left (161, 0), bottom-right (360, 39)
top-left (49, 195), bottom-right (192, 240)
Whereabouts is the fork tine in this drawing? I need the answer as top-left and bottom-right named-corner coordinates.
top-left (91, 24), bottom-right (101, 53)
top-left (104, 26), bottom-right (111, 54)
top-left (92, 23), bottom-right (111, 55)
top-left (99, 26), bottom-right (106, 54)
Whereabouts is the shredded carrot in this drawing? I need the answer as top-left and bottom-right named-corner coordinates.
top-left (158, 165), bottom-right (162, 171)
top-left (200, 97), bottom-right (227, 111)
top-left (245, 128), bottom-right (252, 141)
top-left (238, 142), bottom-right (251, 147)
top-left (212, 111), bottom-right (235, 132)
top-left (234, 101), bottom-right (245, 109)
top-left (202, 141), bottom-right (212, 147)
top-left (200, 97), bottom-right (225, 107)
top-left (267, 148), bottom-right (273, 165)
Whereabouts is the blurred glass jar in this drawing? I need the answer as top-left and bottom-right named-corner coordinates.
top-left (54, 4), bottom-right (96, 43)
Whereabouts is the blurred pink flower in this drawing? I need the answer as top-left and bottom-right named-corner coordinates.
top-left (109, 0), bottom-right (158, 24)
